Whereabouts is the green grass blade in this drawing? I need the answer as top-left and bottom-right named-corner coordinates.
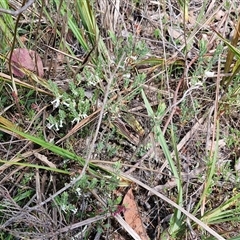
top-left (202, 192), bottom-right (240, 224)
top-left (0, 159), bottom-right (70, 174)
top-left (141, 89), bottom-right (183, 234)
top-left (213, 29), bottom-right (240, 58)
top-left (76, 0), bottom-right (109, 60)
top-left (0, 1), bottom-right (14, 47)
top-left (0, 124), bottom-right (111, 177)
top-left (193, 119), bottom-right (220, 215)
top-left (141, 89), bottom-right (181, 188)
top-left (213, 27), bottom-right (240, 87)
top-left (0, 125), bottom-right (132, 187)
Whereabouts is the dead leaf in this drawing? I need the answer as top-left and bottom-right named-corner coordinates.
top-left (206, 139), bottom-right (226, 151)
top-left (188, 11), bottom-right (197, 25)
top-left (215, 10), bottom-right (225, 21)
top-left (34, 152), bottom-right (56, 168)
top-left (123, 188), bottom-right (149, 240)
top-left (9, 48), bottom-right (44, 78)
top-left (167, 28), bottom-right (184, 43)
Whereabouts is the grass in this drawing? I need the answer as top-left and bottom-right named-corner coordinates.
top-left (0, 0), bottom-right (240, 239)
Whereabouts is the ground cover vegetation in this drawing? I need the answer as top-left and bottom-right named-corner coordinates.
top-left (0, 0), bottom-right (240, 239)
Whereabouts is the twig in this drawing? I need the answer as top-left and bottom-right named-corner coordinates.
top-left (0, 0), bottom-right (34, 16)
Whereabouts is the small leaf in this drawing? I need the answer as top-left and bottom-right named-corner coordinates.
top-left (9, 48), bottom-right (44, 78)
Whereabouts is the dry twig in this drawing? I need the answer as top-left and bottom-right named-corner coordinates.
top-left (0, 0), bottom-right (34, 16)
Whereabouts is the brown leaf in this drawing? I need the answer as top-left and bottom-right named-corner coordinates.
top-left (9, 48), bottom-right (44, 78)
top-left (123, 188), bottom-right (149, 240)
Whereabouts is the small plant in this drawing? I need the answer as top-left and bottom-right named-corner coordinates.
top-left (153, 28), bottom-right (161, 39)
top-left (55, 191), bottom-right (78, 219)
top-left (46, 80), bottom-right (92, 131)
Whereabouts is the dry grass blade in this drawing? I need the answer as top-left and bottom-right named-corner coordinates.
top-left (0, 72), bottom-right (53, 95)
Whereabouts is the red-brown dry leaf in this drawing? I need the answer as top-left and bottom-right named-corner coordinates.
top-left (123, 188), bottom-right (148, 240)
top-left (9, 48), bottom-right (44, 78)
